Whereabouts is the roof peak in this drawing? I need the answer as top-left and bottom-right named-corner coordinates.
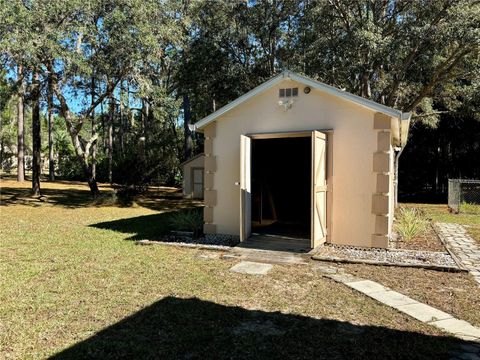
top-left (194, 70), bottom-right (410, 145)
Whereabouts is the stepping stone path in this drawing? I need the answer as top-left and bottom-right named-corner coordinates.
top-left (229, 247), bottom-right (309, 265)
top-left (322, 270), bottom-right (480, 359)
top-left (434, 223), bottom-right (480, 286)
top-left (230, 261), bottom-right (273, 275)
top-left (225, 249), bottom-right (480, 357)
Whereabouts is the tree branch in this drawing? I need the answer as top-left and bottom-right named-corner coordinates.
top-left (84, 132), bottom-right (98, 157)
top-left (384, 3), bottom-right (453, 106)
top-left (404, 47), bottom-right (472, 112)
top-left (412, 110), bottom-right (449, 118)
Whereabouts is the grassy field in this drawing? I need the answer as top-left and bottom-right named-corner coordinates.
top-left (0, 179), bottom-right (477, 359)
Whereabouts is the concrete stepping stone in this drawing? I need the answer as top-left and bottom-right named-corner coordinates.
top-left (431, 318), bottom-right (480, 339)
top-left (347, 280), bottom-right (389, 294)
top-left (230, 261), bottom-right (273, 275)
top-left (367, 290), bottom-right (418, 308)
top-left (325, 273), bottom-right (480, 343)
top-left (326, 273), bottom-right (360, 283)
top-left (396, 302), bottom-right (452, 323)
top-left (312, 264), bottom-right (343, 274)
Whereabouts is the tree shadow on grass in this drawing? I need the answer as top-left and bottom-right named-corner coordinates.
top-left (0, 186), bottom-right (110, 208)
top-left (89, 212), bottom-right (180, 241)
top-left (49, 296), bottom-right (466, 360)
top-left (0, 184), bottom-right (201, 211)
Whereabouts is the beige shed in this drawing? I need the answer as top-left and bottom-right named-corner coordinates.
top-left (181, 154), bottom-right (205, 199)
top-left (194, 71), bottom-right (411, 250)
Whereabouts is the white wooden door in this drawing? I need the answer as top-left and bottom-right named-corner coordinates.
top-left (192, 168), bottom-right (204, 199)
top-left (240, 135), bottom-right (252, 242)
top-left (311, 131), bottom-right (327, 248)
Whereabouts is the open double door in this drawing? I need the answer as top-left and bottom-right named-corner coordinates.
top-left (240, 131), bottom-right (327, 249)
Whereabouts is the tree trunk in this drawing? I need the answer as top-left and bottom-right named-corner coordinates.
top-left (31, 71), bottom-right (41, 196)
top-left (269, 37), bottom-right (276, 75)
top-left (119, 83), bottom-right (125, 158)
top-left (108, 91), bottom-right (114, 183)
top-left (47, 63), bottom-right (55, 181)
top-left (434, 134), bottom-right (440, 195)
top-left (0, 136), bottom-right (3, 169)
top-left (87, 175), bottom-right (100, 196)
top-left (183, 94), bottom-right (193, 161)
top-left (69, 132), bottom-right (100, 198)
top-left (127, 83), bottom-right (133, 128)
top-left (52, 77), bottom-right (119, 198)
top-left (91, 76), bottom-right (96, 179)
top-left (101, 101), bottom-right (106, 149)
top-left (361, 71), bottom-right (371, 98)
top-left (140, 98), bottom-right (147, 158)
top-left (16, 64), bottom-right (25, 182)
top-left (147, 98), bottom-right (154, 144)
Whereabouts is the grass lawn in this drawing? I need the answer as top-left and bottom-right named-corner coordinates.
top-left (407, 203), bottom-right (480, 244)
top-left (0, 179), bottom-right (476, 359)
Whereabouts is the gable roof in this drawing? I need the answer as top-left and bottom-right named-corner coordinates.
top-left (180, 153), bottom-right (204, 167)
top-left (194, 70), bottom-right (411, 147)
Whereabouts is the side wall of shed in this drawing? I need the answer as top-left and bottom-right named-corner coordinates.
top-left (182, 155), bottom-right (204, 198)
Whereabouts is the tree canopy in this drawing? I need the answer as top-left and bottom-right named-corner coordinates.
top-left (0, 0), bottom-right (478, 196)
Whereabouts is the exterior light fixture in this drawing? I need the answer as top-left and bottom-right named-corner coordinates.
top-left (278, 99), bottom-right (294, 111)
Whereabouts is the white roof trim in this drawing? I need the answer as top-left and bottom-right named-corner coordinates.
top-left (194, 70), bottom-right (411, 146)
top-left (289, 71), bottom-right (403, 118)
top-left (195, 74), bottom-right (285, 129)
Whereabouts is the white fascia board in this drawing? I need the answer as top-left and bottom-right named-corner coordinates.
top-left (194, 73), bottom-right (285, 130)
top-left (287, 71), bottom-right (403, 119)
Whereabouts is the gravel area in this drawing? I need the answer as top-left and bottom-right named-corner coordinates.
top-left (314, 245), bottom-right (458, 269)
top-left (148, 231), bottom-right (240, 247)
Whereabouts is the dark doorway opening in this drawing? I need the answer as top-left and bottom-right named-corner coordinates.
top-left (251, 137), bottom-right (311, 239)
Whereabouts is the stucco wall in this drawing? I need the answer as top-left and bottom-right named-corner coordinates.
top-left (204, 79), bottom-right (393, 247)
top-left (182, 155), bottom-right (204, 198)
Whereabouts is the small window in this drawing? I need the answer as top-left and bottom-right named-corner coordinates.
top-left (292, 87), bottom-right (298, 96)
top-left (286, 88), bottom-right (292, 97)
top-left (279, 89), bottom-right (285, 97)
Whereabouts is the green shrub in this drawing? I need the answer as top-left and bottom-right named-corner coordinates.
top-left (459, 202), bottom-right (480, 215)
top-left (56, 153), bottom-right (85, 180)
top-left (169, 208), bottom-right (203, 239)
top-left (394, 207), bottom-right (428, 242)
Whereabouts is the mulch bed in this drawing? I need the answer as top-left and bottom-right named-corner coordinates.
top-left (391, 223), bottom-right (446, 252)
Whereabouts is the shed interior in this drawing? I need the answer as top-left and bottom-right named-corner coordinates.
top-left (251, 137), bottom-right (311, 239)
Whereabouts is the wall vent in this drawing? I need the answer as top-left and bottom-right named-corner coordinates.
top-left (279, 87), bottom-right (298, 98)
